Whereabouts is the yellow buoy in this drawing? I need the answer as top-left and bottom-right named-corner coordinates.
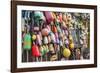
top-left (32, 34), bottom-right (36, 40)
top-left (69, 43), bottom-right (74, 49)
top-left (69, 35), bottom-right (73, 41)
top-left (63, 48), bottom-right (71, 58)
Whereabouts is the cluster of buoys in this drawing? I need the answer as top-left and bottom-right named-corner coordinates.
top-left (22, 10), bottom-right (90, 62)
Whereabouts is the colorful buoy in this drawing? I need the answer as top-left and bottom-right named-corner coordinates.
top-left (32, 34), bottom-right (36, 40)
top-left (32, 45), bottom-right (41, 57)
top-left (69, 43), bottom-right (74, 49)
top-left (23, 33), bottom-right (31, 50)
top-left (63, 48), bottom-right (71, 58)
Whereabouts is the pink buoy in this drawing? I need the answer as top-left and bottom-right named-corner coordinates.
top-left (41, 28), bottom-right (50, 36)
top-left (36, 34), bottom-right (42, 45)
top-left (64, 30), bottom-right (69, 36)
top-left (44, 11), bottom-right (53, 24)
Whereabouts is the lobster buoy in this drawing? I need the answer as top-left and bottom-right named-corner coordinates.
top-left (69, 43), bottom-right (74, 49)
top-left (51, 12), bottom-right (56, 20)
top-left (56, 38), bottom-right (60, 44)
top-left (23, 33), bottom-right (31, 50)
top-left (59, 39), bottom-right (63, 46)
top-left (61, 21), bottom-right (67, 29)
top-left (39, 12), bottom-right (46, 21)
top-left (69, 35), bottom-right (73, 42)
top-left (33, 27), bottom-right (40, 31)
top-left (46, 25), bottom-right (51, 32)
top-left (39, 32), bottom-right (42, 41)
top-left (32, 45), bottom-right (41, 57)
top-left (41, 28), bottom-right (50, 36)
top-left (50, 32), bottom-right (56, 43)
top-left (34, 11), bottom-right (42, 19)
top-left (51, 25), bottom-right (57, 33)
top-left (59, 13), bottom-right (63, 22)
top-left (32, 34), bottom-right (36, 40)
top-left (75, 48), bottom-right (81, 59)
top-left (40, 45), bottom-right (49, 56)
top-left (64, 39), bottom-right (69, 45)
top-left (57, 25), bottom-right (61, 33)
top-left (42, 45), bottom-right (49, 54)
top-left (64, 30), bottom-right (69, 36)
top-left (49, 44), bottom-right (55, 53)
top-left (59, 32), bottom-right (63, 38)
top-left (47, 35), bottom-right (51, 43)
top-left (67, 13), bottom-right (72, 21)
top-left (55, 33), bottom-right (58, 38)
top-left (44, 11), bottom-right (54, 24)
top-left (40, 46), bottom-right (44, 56)
top-left (62, 13), bottom-right (67, 22)
top-left (43, 36), bottom-right (48, 44)
top-left (63, 48), bottom-right (71, 58)
top-left (36, 34), bottom-right (42, 45)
